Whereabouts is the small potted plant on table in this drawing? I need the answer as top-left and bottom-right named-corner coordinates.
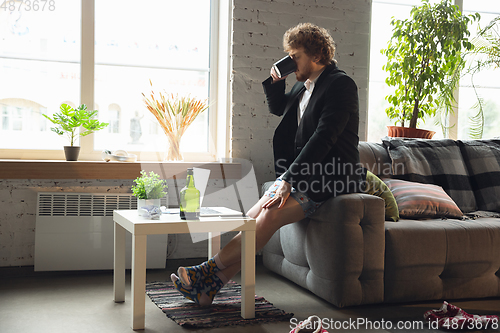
top-left (382, 0), bottom-right (479, 138)
top-left (43, 103), bottom-right (109, 160)
top-left (132, 170), bottom-right (168, 217)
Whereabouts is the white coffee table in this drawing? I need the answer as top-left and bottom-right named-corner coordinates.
top-left (113, 209), bottom-right (257, 330)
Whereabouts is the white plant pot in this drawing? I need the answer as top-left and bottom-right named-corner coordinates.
top-left (137, 198), bottom-right (161, 217)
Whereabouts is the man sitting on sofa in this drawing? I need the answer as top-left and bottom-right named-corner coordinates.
top-left (170, 22), bottom-right (363, 305)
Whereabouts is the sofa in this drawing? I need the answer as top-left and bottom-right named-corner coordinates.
top-left (262, 138), bottom-right (500, 307)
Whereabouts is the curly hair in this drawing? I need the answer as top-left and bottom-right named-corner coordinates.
top-left (283, 23), bottom-right (337, 65)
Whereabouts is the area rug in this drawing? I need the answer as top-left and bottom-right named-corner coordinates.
top-left (146, 280), bottom-right (294, 328)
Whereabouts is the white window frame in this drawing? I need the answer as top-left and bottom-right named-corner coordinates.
top-left (0, 0), bottom-right (232, 161)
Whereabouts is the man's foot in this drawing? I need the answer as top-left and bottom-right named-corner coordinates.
top-left (171, 271), bottom-right (228, 306)
top-left (177, 254), bottom-right (226, 288)
top-left (170, 273), bottom-right (198, 303)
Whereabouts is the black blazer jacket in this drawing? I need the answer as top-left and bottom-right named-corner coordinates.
top-left (262, 63), bottom-right (362, 202)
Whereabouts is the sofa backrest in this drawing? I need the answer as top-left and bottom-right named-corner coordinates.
top-left (458, 139), bottom-right (500, 212)
top-left (358, 142), bottom-right (392, 178)
top-left (359, 138), bottom-right (500, 213)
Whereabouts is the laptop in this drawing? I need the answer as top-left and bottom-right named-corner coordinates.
top-left (162, 167), bottom-right (245, 217)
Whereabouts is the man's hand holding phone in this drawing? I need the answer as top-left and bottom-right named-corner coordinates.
top-left (271, 67), bottom-right (287, 83)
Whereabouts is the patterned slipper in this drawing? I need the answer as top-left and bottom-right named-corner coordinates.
top-left (170, 273), bottom-right (197, 303)
top-left (170, 272), bottom-right (228, 307)
top-left (177, 256), bottom-right (224, 288)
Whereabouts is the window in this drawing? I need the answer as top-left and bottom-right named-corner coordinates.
top-left (0, 1), bottom-right (80, 151)
top-left (107, 104), bottom-right (121, 134)
top-left (0, 0), bottom-right (227, 160)
top-left (368, 0), bottom-right (500, 142)
top-left (92, 0), bottom-right (211, 158)
top-left (458, 2), bottom-right (500, 139)
top-left (1, 106), bottom-right (8, 130)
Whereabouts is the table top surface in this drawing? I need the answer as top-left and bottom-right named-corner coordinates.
top-left (113, 209), bottom-right (256, 235)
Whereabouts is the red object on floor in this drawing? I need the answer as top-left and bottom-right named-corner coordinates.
top-left (290, 315), bottom-right (329, 333)
top-left (424, 301), bottom-right (499, 330)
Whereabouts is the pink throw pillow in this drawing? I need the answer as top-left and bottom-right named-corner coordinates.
top-left (383, 178), bottom-right (463, 219)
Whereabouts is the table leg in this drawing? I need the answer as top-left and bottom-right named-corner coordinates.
top-left (208, 231), bottom-right (221, 258)
top-left (113, 222), bottom-right (126, 303)
top-left (131, 234), bottom-right (147, 330)
top-left (241, 230), bottom-right (255, 319)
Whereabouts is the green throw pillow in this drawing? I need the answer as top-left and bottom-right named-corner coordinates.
top-left (364, 170), bottom-right (400, 222)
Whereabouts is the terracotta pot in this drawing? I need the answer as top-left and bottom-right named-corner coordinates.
top-left (64, 146), bottom-right (81, 161)
top-left (387, 126), bottom-right (435, 139)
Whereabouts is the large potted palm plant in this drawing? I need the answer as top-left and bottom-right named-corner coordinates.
top-left (382, 0), bottom-right (479, 138)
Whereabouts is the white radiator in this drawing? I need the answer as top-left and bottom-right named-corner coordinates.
top-left (34, 192), bottom-right (168, 271)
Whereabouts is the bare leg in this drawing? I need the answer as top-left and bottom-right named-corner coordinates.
top-left (218, 195), bottom-right (305, 279)
top-left (170, 195), bottom-right (305, 305)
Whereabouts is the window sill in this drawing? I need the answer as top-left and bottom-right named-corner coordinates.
top-left (0, 160), bottom-right (240, 180)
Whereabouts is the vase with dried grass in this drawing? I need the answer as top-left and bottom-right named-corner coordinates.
top-left (143, 81), bottom-right (208, 161)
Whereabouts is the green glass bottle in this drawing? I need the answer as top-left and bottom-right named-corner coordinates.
top-left (179, 168), bottom-right (200, 220)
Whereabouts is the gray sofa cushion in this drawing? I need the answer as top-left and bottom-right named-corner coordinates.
top-left (384, 219), bottom-right (500, 303)
top-left (381, 138), bottom-right (477, 212)
top-left (459, 139), bottom-right (500, 212)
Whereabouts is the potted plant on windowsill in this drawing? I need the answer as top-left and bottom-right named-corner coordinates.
top-left (132, 170), bottom-right (168, 217)
top-left (43, 103), bottom-right (109, 161)
top-left (382, 0), bottom-right (479, 139)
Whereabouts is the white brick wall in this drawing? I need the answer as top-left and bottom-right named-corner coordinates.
top-left (231, 0), bottom-right (371, 187)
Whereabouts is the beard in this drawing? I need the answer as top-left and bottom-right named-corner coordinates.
top-left (295, 61), bottom-right (314, 82)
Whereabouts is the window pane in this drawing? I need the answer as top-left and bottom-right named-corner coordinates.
top-left (464, 0), bottom-right (500, 13)
top-left (0, 1), bottom-right (80, 150)
top-left (368, 2), bottom-right (414, 142)
top-left (94, 0), bottom-right (211, 154)
top-left (368, 0), bottom-right (453, 142)
top-left (458, 4), bottom-right (500, 139)
top-left (0, 2), bottom-right (80, 149)
top-left (93, 66), bottom-right (209, 153)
